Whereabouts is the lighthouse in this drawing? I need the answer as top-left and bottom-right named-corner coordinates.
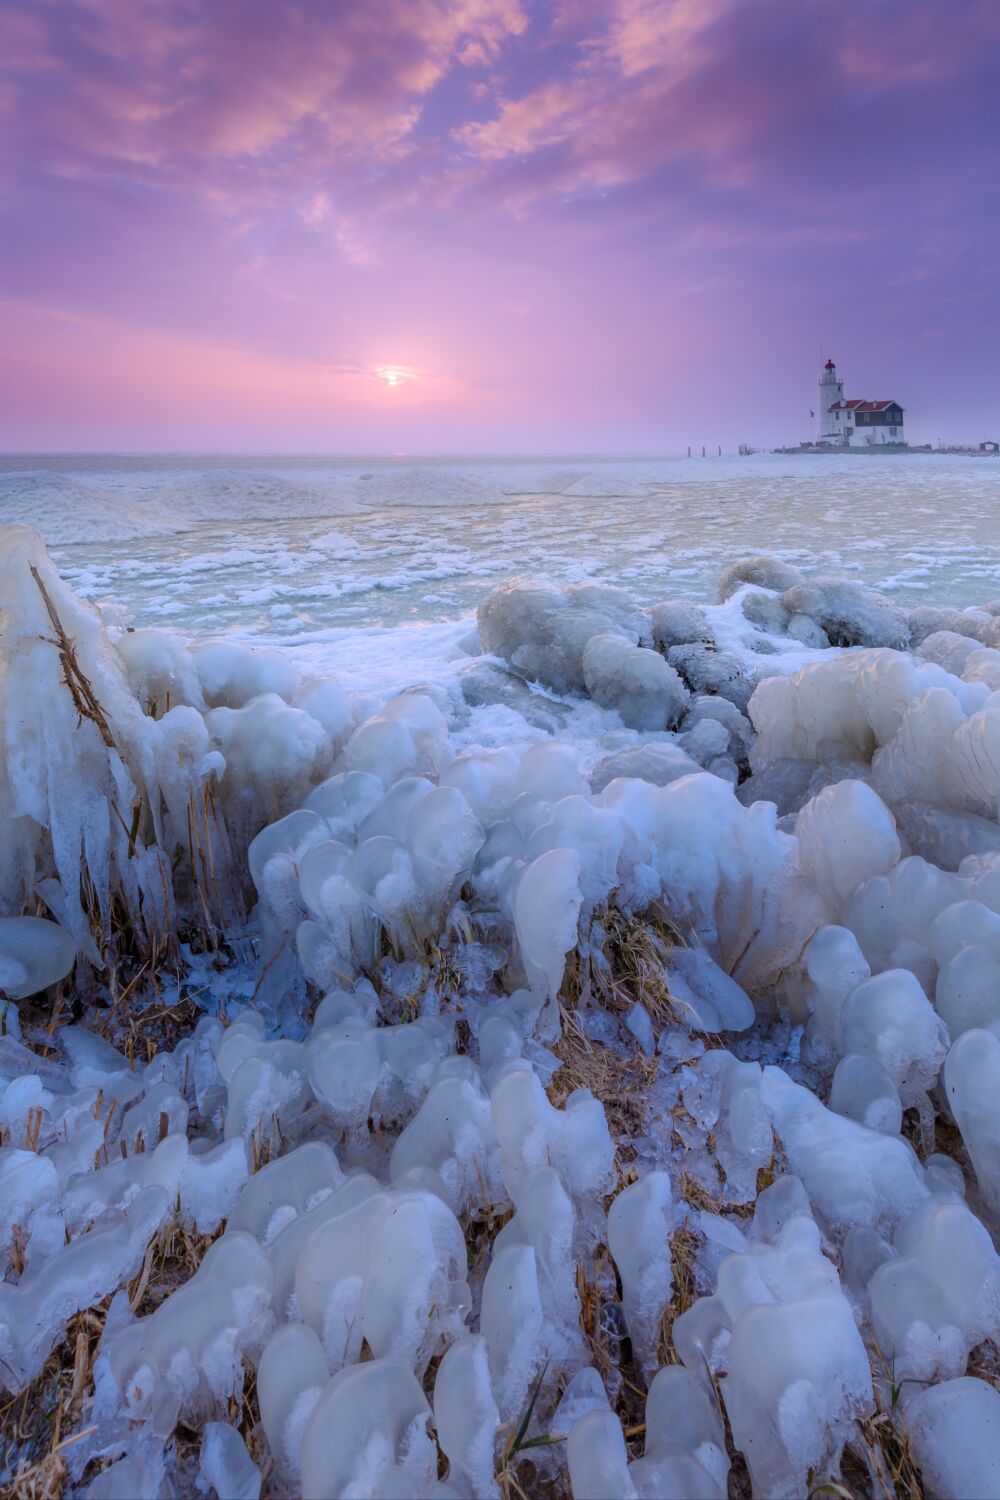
top-left (818, 360), bottom-right (844, 441)
top-left (816, 358), bottom-right (905, 447)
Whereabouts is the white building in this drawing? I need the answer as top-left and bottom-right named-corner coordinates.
top-left (816, 359), bottom-right (905, 447)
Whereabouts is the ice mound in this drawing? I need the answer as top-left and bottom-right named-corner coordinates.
top-left (434, 1334), bottom-right (500, 1498)
top-left (568, 1363), bottom-right (729, 1498)
top-left (107, 1230), bottom-right (272, 1432)
top-left (477, 579), bottom-right (649, 696)
top-left (0, 470), bottom-right (184, 545)
top-left (0, 916), bottom-right (75, 1000)
top-left (945, 1027), bottom-right (1000, 1211)
top-left (198, 1422), bottom-right (261, 1500)
top-left (607, 1171), bottom-right (674, 1373)
top-left (904, 1377), bottom-right (1000, 1500)
top-left (870, 1195), bottom-right (1000, 1384)
top-left (4, 537), bottom-right (1000, 1496)
top-left (299, 1360), bottom-right (437, 1500)
top-left (0, 525), bottom-right (355, 971)
top-left (717, 555), bottom-right (803, 601)
top-left (909, 605), bottom-right (1000, 649)
top-left (682, 1050), bottom-right (772, 1202)
top-left (674, 1211), bottom-right (872, 1498)
top-left (0, 1187), bottom-right (168, 1391)
top-left (761, 1067), bottom-right (927, 1232)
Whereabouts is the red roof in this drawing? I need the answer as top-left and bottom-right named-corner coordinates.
top-left (830, 399), bottom-right (901, 411)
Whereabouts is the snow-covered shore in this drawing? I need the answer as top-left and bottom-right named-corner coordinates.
top-left (3, 523), bottom-right (1000, 1498)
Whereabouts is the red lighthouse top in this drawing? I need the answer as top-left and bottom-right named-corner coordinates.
top-left (824, 359), bottom-right (836, 371)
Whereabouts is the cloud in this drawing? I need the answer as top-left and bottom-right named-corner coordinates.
top-left (0, 0), bottom-right (529, 189)
top-left (453, 0), bottom-right (1000, 215)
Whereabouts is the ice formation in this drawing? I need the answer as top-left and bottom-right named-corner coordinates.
top-left (3, 528), bottom-right (1000, 1497)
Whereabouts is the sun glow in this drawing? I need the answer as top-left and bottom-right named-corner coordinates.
top-left (375, 364), bottom-right (417, 388)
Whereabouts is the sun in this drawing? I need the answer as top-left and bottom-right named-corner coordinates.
top-left (375, 365), bottom-right (417, 389)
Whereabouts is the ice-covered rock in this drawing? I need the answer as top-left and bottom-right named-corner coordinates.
top-left (649, 599), bottom-right (715, 650)
top-left (782, 576), bottom-right (909, 649)
top-left (477, 579), bottom-right (646, 696)
top-left (582, 633), bottom-right (688, 730)
top-left (909, 607), bottom-right (998, 649)
top-left (666, 644), bottom-right (752, 712)
top-left (589, 740), bottom-right (702, 793)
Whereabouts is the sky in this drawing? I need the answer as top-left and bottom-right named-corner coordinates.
top-left (1, 0), bottom-right (998, 452)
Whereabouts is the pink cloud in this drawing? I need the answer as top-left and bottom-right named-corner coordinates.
top-left (835, 1), bottom-right (1000, 87)
top-left (0, 0), bottom-right (529, 191)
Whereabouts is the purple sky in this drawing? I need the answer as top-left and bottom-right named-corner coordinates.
top-left (1, 0), bottom-right (997, 451)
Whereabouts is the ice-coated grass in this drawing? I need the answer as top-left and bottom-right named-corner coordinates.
top-left (6, 523), bottom-right (1000, 1497)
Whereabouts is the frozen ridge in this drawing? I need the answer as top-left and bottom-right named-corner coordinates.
top-left (4, 526), bottom-right (1000, 1496)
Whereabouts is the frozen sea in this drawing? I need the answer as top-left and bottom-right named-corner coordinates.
top-left (2, 450), bottom-right (998, 694)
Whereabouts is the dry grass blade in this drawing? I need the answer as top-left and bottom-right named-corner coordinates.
top-left (29, 564), bottom-right (116, 750)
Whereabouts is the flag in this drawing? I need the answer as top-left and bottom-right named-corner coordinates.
top-left (810, 410), bottom-right (815, 417)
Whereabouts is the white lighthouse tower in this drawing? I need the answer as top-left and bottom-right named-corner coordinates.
top-left (818, 358), bottom-right (845, 442)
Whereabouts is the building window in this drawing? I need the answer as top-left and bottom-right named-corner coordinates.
top-left (890, 427), bottom-right (897, 437)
